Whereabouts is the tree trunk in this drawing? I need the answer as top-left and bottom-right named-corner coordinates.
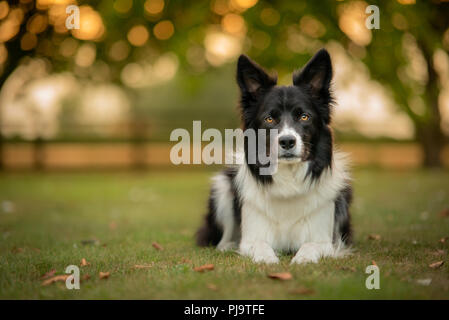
top-left (416, 40), bottom-right (445, 168)
top-left (416, 123), bottom-right (444, 167)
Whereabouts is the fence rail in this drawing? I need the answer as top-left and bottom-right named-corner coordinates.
top-left (2, 142), bottom-right (449, 170)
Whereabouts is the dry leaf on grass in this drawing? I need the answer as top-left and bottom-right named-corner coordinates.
top-left (368, 234), bottom-right (381, 241)
top-left (193, 264), bottom-right (215, 272)
top-left (439, 236), bottom-right (448, 243)
top-left (40, 269), bottom-right (56, 280)
top-left (429, 261), bottom-right (444, 269)
top-left (82, 274), bottom-right (91, 281)
top-left (41, 275), bottom-right (69, 286)
top-left (11, 247), bottom-right (24, 254)
top-left (99, 271), bottom-right (110, 279)
top-left (267, 272), bottom-right (292, 281)
top-left (80, 258), bottom-right (90, 267)
top-left (289, 287), bottom-right (315, 295)
top-left (152, 242), bottom-right (163, 251)
top-left (438, 208), bottom-right (449, 218)
top-left (206, 283), bottom-right (218, 291)
top-left (109, 221), bottom-right (117, 230)
top-left (134, 264), bottom-right (153, 269)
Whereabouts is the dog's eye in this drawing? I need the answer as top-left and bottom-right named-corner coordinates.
top-left (299, 114), bottom-right (310, 122)
top-left (264, 116), bottom-right (274, 124)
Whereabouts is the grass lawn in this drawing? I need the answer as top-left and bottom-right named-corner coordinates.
top-left (0, 168), bottom-right (448, 299)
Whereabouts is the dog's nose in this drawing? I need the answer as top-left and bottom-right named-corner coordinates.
top-left (279, 135), bottom-right (296, 150)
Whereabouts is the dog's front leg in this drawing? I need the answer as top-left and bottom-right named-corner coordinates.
top-left (239, 205), bottom-right (279, 264)
top-left (290, 242), bottom-right (334, 264)
top-left (291, 202), bottom-right (335, 265)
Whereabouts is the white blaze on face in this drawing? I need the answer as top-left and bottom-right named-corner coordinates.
top-left (277, 124), bottom-right (303, 161)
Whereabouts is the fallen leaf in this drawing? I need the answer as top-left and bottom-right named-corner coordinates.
top-left (109, 222), bottom-right (117, 230)
top-left (134, 264), bottom-right (153, 269)
top-left (439, 236), bottom-right (448, 243)
top-left (82, 274), bottom-right (91, 281)
top-left (206, 283), bottom-right (218, 291)
top-left (152, 242), bottom-right (163, 251)
top-left (416, 278), bottom-right (432, 286)
top-left (372, 260), bottom-right (377, 266)
top-left (11, 247), bottom-right (24, 254)
top-left (99, 271), bottom-right (110, 279)
top-left (41, 275), bottom-right (69, 286)
top-left (180, 258), bottom-right (192, 264)
top-left (267, 272), bottom-right (292, 281)
top-left (193, 264), bottom-right (215, 272)
top-left (40, 269), bottom-right (56, 280)
top-left (439, 208), bottom-right (449, 218)
top-left (429, 261), bottom-right (444, 269)
top-left (80, 258), bottom-right (90, 267)
top-left (368, 234), bottom-right (381, 241)
top-left (289, 287), bottom-right (315, 295)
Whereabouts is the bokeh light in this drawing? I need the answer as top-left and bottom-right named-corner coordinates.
top-left (153, 20), bottom-right (174, 40)
top-left (127, 25), bottom-right (149, 46)
top-left (338, 1), bottom-right (372, 46)
top-left (299, 15), bottom-right (326, 38)
top-left (72, 6), bottom-right (105, 41)
top-left (0, 1), bottom-right (9, 20)
top-left (144, 0), bottom-right (164, 15)
top-left (221, 13), bottom-right (246, 35)
top-left (75, 43), bottom-right (96, 67)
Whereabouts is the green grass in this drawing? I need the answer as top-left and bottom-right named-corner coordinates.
top-left (0, 168), bottom-right (448, 299)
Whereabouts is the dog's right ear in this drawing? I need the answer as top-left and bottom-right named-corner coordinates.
top-left (236, 55), bottom-right (276, 98)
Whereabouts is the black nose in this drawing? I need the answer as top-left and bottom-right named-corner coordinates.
top-left (279, 135), bottom-right (296, 150)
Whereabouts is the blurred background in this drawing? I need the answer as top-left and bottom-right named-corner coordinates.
top-left (1, 0), bottom-right (449, 170)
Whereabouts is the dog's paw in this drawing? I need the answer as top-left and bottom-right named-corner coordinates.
top-left (253, 253), bottom-right (279, 264)
top-left (240, 241), bottom-right (279, 264)
top-left (217, 242), bottom-right (237, 252)
top-left (290, 242), bottom-right (333, 265)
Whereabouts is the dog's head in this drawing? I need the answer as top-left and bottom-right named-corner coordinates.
top-left (237, 48), bottom-right (334, 181)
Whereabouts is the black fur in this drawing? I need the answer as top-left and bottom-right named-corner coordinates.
top-left (196, 167), bottom-right (241, 247)
top-left (333, 185), bottom-right (353, 245)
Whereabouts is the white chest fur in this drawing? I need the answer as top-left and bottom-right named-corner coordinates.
top-left (235, 151), bottom-right (349, 253)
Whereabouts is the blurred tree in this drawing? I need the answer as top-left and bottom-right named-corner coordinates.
top-left (0, 0), bottom-right (448, 168)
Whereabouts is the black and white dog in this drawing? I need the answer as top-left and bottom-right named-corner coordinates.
top-left (196, 49), bottom-right (352, 264)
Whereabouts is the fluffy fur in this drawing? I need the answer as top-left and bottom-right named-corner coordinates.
top-left (196, 49), bottom-right (352, 264)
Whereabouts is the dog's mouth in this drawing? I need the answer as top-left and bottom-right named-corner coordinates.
top-left (278, 152), bottom-right (302, 162)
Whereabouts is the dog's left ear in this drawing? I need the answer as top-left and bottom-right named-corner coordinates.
top-left (293, 48), bottom-right (332, 97)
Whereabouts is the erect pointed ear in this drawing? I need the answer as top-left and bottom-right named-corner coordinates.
top-left (293, 48), bottom-right (332, 96)
top-left (237, 55), bottom-right (277, 97)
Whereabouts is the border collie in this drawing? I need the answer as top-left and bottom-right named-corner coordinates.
top-left (196, 49), bottom-right (352, 264)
